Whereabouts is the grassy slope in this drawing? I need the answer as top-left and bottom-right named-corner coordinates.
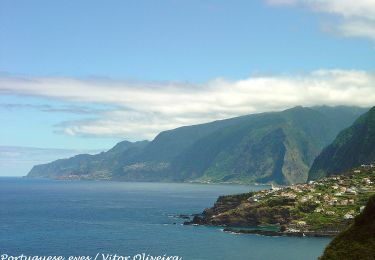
top-left (189, 106), bottom-right (366, 184)
top-left (309, 106), bottom-right (375, 181)
top-left (321, 195), bottom-right (375, 260)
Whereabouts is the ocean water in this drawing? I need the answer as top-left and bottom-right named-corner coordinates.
top-left (0, 178), bottom-right (331, 260)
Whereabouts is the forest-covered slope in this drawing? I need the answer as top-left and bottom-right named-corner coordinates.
top-left (28, 106), bottom-right (367, 184)
top-left (309, 106), bottom-right (375, 181)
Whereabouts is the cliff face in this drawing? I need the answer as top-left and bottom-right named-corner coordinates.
top-left (28, 106), bottom-right (367, 185)
top-left (195, 192), bottom-right (295, 227)
top-left (309, 106), bottom-right (375, 181)
top-left (321, 195), bottom-right (375, 260)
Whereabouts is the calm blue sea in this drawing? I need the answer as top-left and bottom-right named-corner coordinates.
top-left (0, 178), bottom-right (331, 260)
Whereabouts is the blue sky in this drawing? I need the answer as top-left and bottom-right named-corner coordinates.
top-left (1, 0), bottom-right (374, 80)
top-left (1, 0), bottom-right (375, 175)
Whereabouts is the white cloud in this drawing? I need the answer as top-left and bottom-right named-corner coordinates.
top-left (1, 70), bottom-right (375, 140)
top-left (0, 103), bottom-right (105, 114)
top-left (266, 0), bottom-right (375, 44)
top-left (339, 19), bottom-right (375, 42)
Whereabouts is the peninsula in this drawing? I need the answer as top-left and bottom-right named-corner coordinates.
top-left (186, 164), bottom-right (375, 237)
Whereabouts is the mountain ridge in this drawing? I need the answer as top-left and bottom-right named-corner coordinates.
top-left (27, 106), bottom-right (368, 184)
top-left (309, 106), bottom-right (375, 181)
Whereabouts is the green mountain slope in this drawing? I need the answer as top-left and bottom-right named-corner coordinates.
top-left (183, 106), bottom-right (367, 184)
top-left (28, 141), bottom-right (149, 179)
top-left (27, 106), bottom-right (368, 184)
top-left (321, 195), bottom-right (375, 260)
top-left (309, 106), bottom-right (375, 181)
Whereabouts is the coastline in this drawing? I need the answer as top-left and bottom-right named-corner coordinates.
top-left (222, 228), bottom-right (338, 237)
top-left (23, 175), bottom-right (272, 187)
top-left (182, 219), bottom-right (338, 238)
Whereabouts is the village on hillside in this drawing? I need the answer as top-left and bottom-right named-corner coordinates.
top-left (187, 162), bottom-right (375, 236)
top-left (246, 163), bottom-right (375, 233)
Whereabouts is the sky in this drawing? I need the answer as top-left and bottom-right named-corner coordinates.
top-left (1, 0), bottom-right (375, 176)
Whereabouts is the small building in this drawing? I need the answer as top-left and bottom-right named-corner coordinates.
top-left (328, 198), bottom-right (338, 206)
top-left (340, 187), bottom-right (347, 192)
top-left (340, 200), bottom-right (348, 206)
top-left (271, 184), bottom-right (281, 191)
top-left (346, 188), bottom-right (357, 195)
top-left (362, 178), bottom-right (372, 185)
top-left (280, 192), bottom-right (297, 199)
top-left (361, 164), bottom-right (372, 169)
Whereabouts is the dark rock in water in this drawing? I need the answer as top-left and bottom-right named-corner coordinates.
top-left (184, 215), bottom-right (205, 225)
top-left (223, 228), bottom-right (284, 237)
top-left (192, 215), bottom-right (205, 224)
top-left (177, 214), bottom-right (191, 219)
top-left (168, 214), bottom-right (194, 220)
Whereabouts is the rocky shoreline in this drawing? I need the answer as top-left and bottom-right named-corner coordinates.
top-left (183, 218), bottom-right (338, 237)
top-left (222, 228), bottom-right (338, 237)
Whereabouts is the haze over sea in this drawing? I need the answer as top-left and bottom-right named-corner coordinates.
top-left (0, 178), bottom-right (330, 260)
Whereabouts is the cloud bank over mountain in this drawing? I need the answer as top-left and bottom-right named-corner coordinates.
top-left (1, 70), bottom-right (375, 140)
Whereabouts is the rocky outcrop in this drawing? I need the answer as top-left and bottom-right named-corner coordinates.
top-left (188, 192), bottom-right (295, 227)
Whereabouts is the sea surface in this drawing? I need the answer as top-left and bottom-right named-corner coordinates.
top-left (0, 178), bottom-right (331, 260)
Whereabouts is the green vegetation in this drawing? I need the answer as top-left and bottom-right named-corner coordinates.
top-left (193, 166), bottom-right (375, 234)
top-left (321, 195), bottom-right (375, 260)
top-left (28, 106), bottom-right (367, 185)
top-left (309, 106), bottom-right (375, 181)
